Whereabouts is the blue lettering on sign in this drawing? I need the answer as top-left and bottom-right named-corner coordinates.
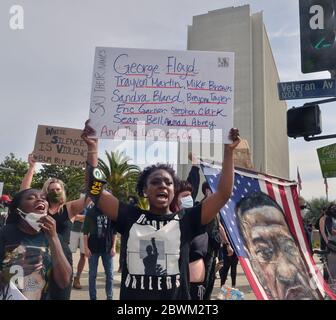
top-left (113, 54), bottom-right (159, 78)
top-left (111, 89), bottom-right (149, 103)
top-left (167, 56), bottom-right (199, 79)
top-left (113, 113), bottom-right (138, 124)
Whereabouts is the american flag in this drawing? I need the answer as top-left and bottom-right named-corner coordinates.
top-left (201, 163), bottom-right (335, 300)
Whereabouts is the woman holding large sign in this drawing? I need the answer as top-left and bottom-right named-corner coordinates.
top-left (81, 120), bottom-right (240, 299)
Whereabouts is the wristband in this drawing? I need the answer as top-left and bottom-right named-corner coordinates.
top-left (86, 162), bottom-right (107, 204)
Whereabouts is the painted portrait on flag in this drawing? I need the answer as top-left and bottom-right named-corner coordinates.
top-left (236, 192), bottom-right (319, 300)
top-left (202, 164), bottom-right (335, 300)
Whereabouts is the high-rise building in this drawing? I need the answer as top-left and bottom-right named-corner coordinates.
top-left (179, 5), bottom-right (289, 184)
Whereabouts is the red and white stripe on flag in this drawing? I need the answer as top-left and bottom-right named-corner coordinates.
top-left (257, 172), bottom-right (336, 300)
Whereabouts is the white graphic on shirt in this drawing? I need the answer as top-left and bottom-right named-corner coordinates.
top-left (126, 214), bottom-right (180, 276)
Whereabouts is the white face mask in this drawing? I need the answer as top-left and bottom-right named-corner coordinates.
top-left (180, 195), bottom-right (194, 209)
top-left (17, 209), bottom-right (47, 232)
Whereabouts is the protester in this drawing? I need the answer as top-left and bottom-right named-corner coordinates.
top-left (316, 207), bottom-right (328, 249)
top-left (81, 120), bottom-right (240, 300)
top-left (299, 196), bottom-right (313, 254)
top-left (171, 179), bottom-right (208, 300)
top-left (319, 203), bottom-right (336, 245)
top-left (70, 198), bottom-right (93, 290)
top-left (199, 181), bottom-right (223, 300)
top-left (0, 195), bottom-right (11, 229)
top-left (218, 223), bottom-right (239, 288)
top-left (20, 153), bottom-right (88, 299)
top-left (315, 207), bottom-right (327, 281)
top-left (174, 153), bottom-right (222, 300)
top-left (21, 154), bottom-right (87, 243)
top-left (319, 203), bottom-right (336, 281)
top-left (83, 205), bottom-right (117, 300)
top-left (0, 188), bottom-right (72, 300)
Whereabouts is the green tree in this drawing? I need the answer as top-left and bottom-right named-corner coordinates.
top-left (0, 153), bottom-right (29, 197)
top-left (137, 197), bottom-right (149, 210)
top-left (98, 151), bottom-right (140, 203)
top-left (34, 164), bottom-right (85, 201)
top-left (305, 197), bottom-right (330, 226)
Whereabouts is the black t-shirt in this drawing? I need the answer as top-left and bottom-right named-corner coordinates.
top-left (83, 207), bottom-right (116, 254)
top-left (0, 224), bottom-right (69, 300)
top-left (116, 202), bottom-right (203, 300)
top-left (205, 216), bottom-right (221, 254)
top-left (189, 232), bottom-right (208, 262)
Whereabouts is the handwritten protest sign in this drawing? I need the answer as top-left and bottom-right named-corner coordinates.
top-left (89, 47), bottom-right (234, 143)
top-left (33, 125), bottom-right (87, 168)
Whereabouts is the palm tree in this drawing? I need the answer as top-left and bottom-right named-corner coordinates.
top-left (137, 196), bottom-right (149, 210)
top-left (98, 151), bottom-right (140, 202)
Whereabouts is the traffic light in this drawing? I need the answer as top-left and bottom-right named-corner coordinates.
top-left (287, 104), bottom-right (322, 138)
top-left (299, 0), bottom-right (336, 73)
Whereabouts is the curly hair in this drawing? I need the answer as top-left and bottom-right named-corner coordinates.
top-left (136, 163), bottom-right (178, 197)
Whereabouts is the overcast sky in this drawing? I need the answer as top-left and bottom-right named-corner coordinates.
top-left (0, 0), bottom-right (335, 201)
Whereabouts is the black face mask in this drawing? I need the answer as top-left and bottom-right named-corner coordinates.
top-left (47, 191), bottom-right (62, 203)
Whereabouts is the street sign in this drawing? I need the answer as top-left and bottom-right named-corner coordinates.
top-left (278, 78), bottom-right (336, 100)
top-left (317, 143), bottom-right (336, 178)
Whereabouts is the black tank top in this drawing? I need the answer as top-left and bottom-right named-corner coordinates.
top-left (48, 205), bottom-right (72, 245)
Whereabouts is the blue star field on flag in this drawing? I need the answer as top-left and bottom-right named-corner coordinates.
top-left (202, 164), bottom-right (262, 258)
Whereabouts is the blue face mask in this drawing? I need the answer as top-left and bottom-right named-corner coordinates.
top-left (180, 195), bottom-right (194, 209)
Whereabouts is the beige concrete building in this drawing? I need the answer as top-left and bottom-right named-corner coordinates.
top-left (179, 5), bottom-right (289, 183)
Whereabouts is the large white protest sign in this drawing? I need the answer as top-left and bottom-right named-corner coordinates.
top-left (89, 47), bottom-right (234, 143)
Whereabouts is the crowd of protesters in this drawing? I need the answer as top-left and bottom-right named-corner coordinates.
top-left (1, 119), bottom-right (336, 300)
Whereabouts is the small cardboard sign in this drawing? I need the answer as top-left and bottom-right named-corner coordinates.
top-left (33, 125), bottom-right (87, 168)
